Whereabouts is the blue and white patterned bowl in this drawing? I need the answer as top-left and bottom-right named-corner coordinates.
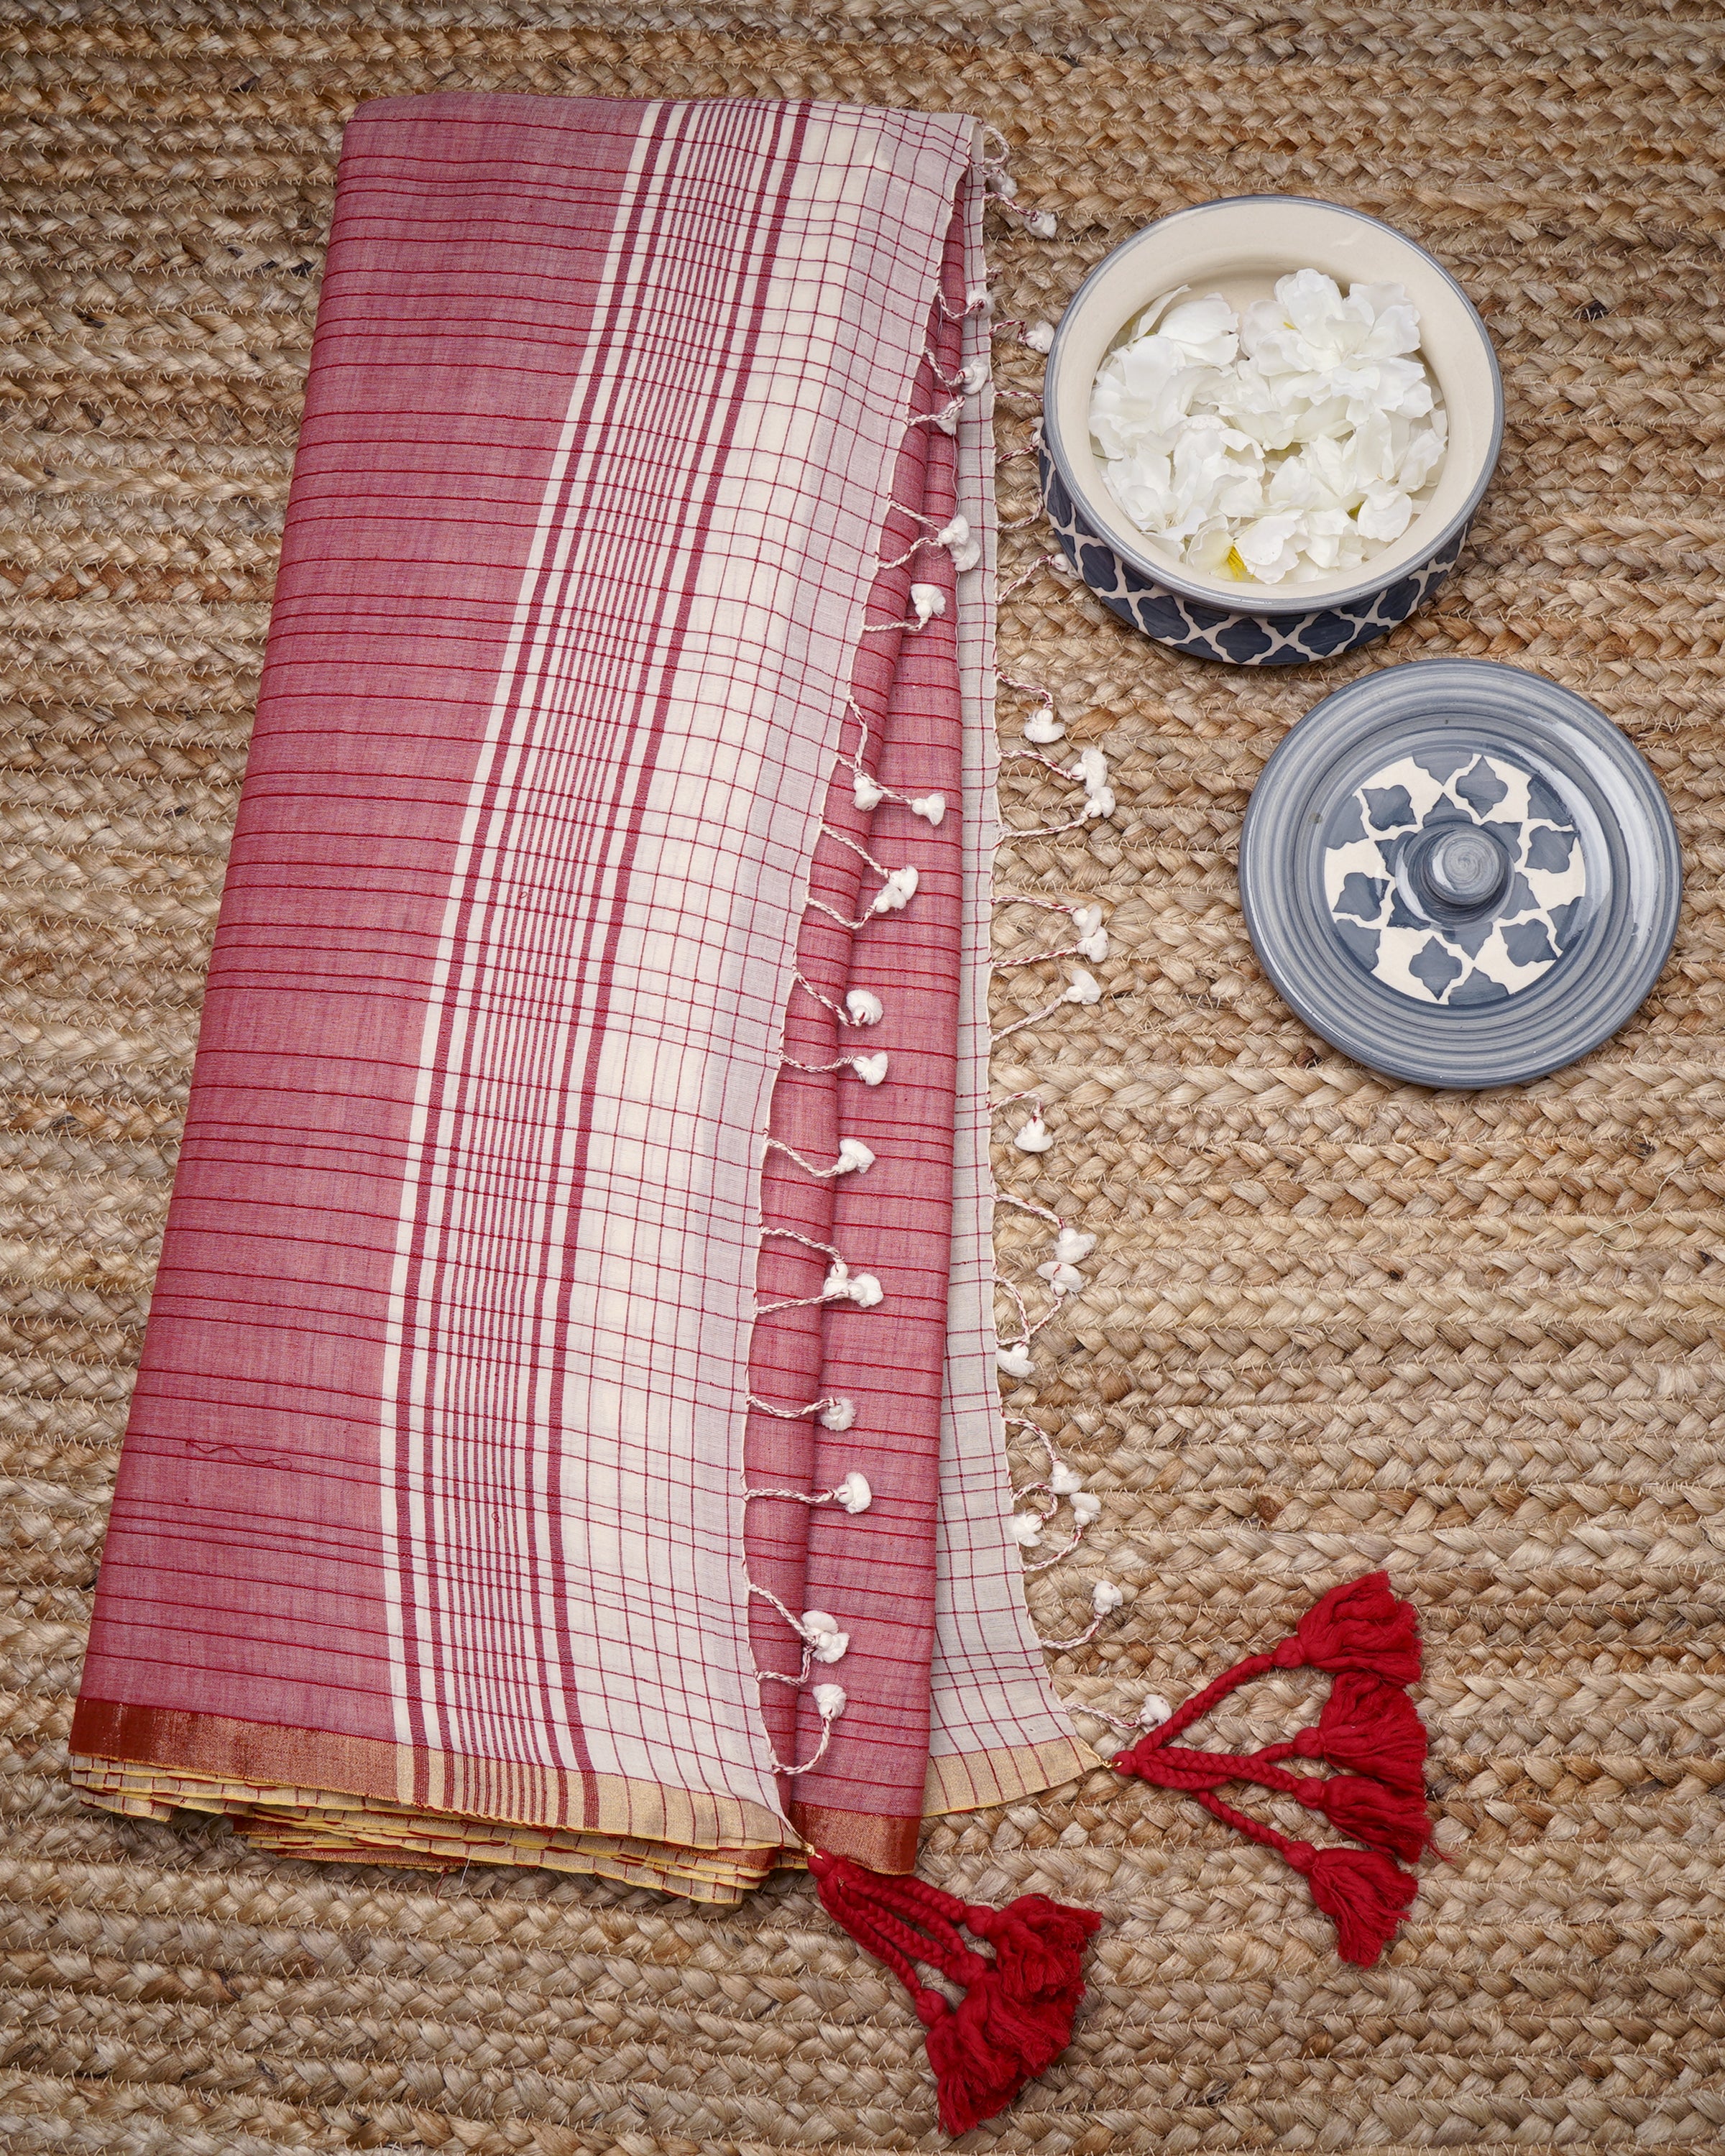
top-left (1039, 196), bottom-right (1503, 666)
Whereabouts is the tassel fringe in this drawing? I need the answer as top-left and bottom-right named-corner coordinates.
top-left (1114, 1572), bottom-right (1434, 1967)
top-left (1274, 1669), bottom-right (1430, 1792)
top-left (803, 1575), bottom-right (1432, 2134)
top-left (807, 1850), bottom-right (1100, 2134)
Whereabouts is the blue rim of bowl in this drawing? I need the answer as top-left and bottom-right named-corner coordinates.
top-left (1041, 195), bottom-right (1505, 617)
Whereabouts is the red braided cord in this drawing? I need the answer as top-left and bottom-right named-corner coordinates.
top-left (867, 1869), bottom-right (988, 1984)
top-left (1120, 1740), bottom-right (1240, 1789)
top-left (1129, 1648), bottom-right (1282, 1753)
top-left (875, 1912), bottom-right (985, 1991)
top-left (1195, 1788), bottom-right (1310, 1869)
top-left (1127, 1741), bottom-right (1322, 1806)
top-left (813, 1858), bottom-right (987, 1991)
top-left (819, 1878), bottom-right (925, 1996)
top-left (1133, 1741), bottom-right (1429, 1858)
top-left (886, 1866), bottom-right (977, 1939)
top-left (1242, 1762), bottom-right (1342, 1806)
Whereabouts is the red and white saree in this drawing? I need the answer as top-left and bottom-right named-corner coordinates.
top-left (72, 95), bottom-right (1086, 1892)
top-left (72, 93), bottom-right (1432, 2133)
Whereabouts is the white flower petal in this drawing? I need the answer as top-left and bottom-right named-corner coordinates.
top-left (1356, 482), bottom-right (1414, 542)
top-left (1156, 293), bottom-right (1240, 367)
top-left (1091, 269), bottom-right (1444, 584)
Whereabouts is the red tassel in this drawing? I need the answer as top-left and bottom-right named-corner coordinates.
top-left (1110, 1575), bottom-right (1430, 1971)
top-left (1283, 1570), bottom-right (1422, 1685)
top-left (1282, 1840), bottom-right (1418, 1966)
top-left (806, 1851), bottom-right (1100, 2135)
top-left (920, 1996), bottom-right (1022, 2138)
top-left (1304, 1773), bottom-right (1434, 1863)
top-left (1274, 1671), bottom-right (1429, 1792)
top-left (965, 1892), bottom-right (1099, 2017)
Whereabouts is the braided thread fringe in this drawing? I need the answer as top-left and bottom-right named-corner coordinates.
top-left (806, 1851), bottom-right (1101, 2135)
top-left (1113, 1572), bottom-right (1434, 1966)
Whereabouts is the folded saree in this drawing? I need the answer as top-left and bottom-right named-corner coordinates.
top-left (73, 92), bottom-right (1435, 2129)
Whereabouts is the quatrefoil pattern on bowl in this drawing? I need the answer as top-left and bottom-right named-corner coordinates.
top-left (1039, 451), bottom-right (1466, 666)
top-left (1323, 750), bottom-right (1587, 1005)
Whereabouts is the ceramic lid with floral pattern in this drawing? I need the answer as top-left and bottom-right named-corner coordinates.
top-left (1240, 659), bottom-right (1680, 1087)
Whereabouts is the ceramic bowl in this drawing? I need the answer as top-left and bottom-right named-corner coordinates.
top-left (1039, 196), bottom-right (1503, 665)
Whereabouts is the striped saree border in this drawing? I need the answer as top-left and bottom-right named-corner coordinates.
top-left (71, 1698), bottom-right (786, 1856)
top-left (71, 1756), bottom-right (779, 1904)
top-left (924, 1732), bottom-right (1098, 1820)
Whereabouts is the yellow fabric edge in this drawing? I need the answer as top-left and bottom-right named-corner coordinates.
top-left (73, 1728), bottom-right (1098, 1903)
top-left (69, 1754), bottom-right (799, 1906)
top-left (923, 1733), bottom-right (1100, 1816)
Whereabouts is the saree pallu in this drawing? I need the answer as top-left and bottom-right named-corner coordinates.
top-left (70, 93), bottom-right (1093, 1902)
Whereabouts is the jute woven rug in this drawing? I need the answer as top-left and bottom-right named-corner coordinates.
top-left (4, 4), bottom-right (1722, 2148)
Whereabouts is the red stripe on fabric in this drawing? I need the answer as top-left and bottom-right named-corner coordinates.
top-left (386, 97), bottom-right (696, 1810)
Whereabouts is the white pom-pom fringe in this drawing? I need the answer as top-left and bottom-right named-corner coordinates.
top-left (833, 1470), bottom-right (873, 1511)
top-left (870, 865), bottom-right (919, 914)
top-left (801, 1610), bottom-right (850, 1664)
top-left (823, 1263), bottom-right (883, 1308)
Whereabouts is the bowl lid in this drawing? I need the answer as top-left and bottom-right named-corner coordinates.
top-left (1239, 660), bottom-right (1681, 1087)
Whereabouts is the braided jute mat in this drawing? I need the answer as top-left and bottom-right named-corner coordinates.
top-left (5, 3), bottom-right (1724, 2149)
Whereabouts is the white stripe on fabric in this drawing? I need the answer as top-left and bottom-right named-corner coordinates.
top-left (376, 107), bottom-right (668, 1764)
top-left (378, 101), bottom-right (980, 1823)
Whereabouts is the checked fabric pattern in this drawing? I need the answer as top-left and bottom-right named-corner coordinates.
top-left (70, 94), bottom-right (1088, 1898)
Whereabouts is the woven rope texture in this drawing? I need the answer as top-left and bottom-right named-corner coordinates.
top-left (3, 4), bottom-right (1722, 2150)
